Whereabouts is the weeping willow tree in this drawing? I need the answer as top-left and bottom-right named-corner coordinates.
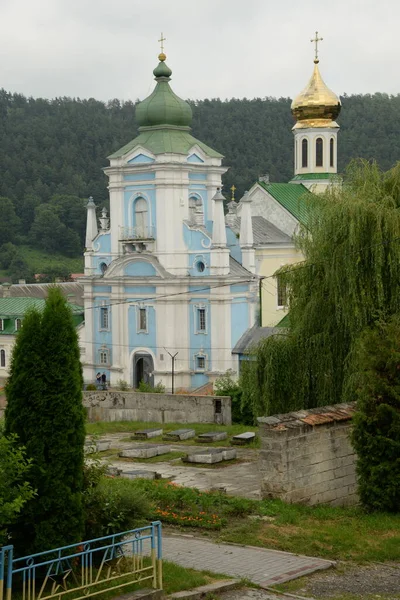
top-left (243, 160), bottom-right (400, 417)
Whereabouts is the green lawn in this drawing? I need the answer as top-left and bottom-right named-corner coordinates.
top-left (86, 420), bottom-right (259, 448)
top-left (109, 478), bottom-right (400, 563)
top-left (16, 245), bottom-right (83, 274)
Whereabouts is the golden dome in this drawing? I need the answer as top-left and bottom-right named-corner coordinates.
top-left (291, 61), bottom-right (341, 129)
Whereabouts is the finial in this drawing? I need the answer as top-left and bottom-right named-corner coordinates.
top-left (158, 32), bottom-right (167, 61)
top-left (310, 31), bottom-right (323, 64)
top-left (230, 184), bottom-right (236, 202)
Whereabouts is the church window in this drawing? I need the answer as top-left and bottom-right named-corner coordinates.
top-left (195, 355), bottom-right (206, 371)
top-left (277, 276), bottom-right (288, 308)
top-left (330, 138), bottom-right (334, 167)
top-left (0, 319), bottom-right (3, 331)
top-left (295, 139), bottom-right (298, 170)
top-left (15, 318), bottom-right (22, 331)
top-left (100, 306), bottom-right (109, 330)
top-left (0, 349), bottom-right (5, 367)
top-left (134, 198), bottom-right (148, 238)
top-left (196, 307), bottom-right (206, 333)
top-left (316, 137), bottom-right (323, 167)
top-left (99, 348), bottom-right (109, 365)
top-left (196, 261), bottom-right (205, 273)
top-left (302, 139), bottom-right (308, 168)
top-left (189, 197), bottom-right (196, 222)
top-left (138, 307), bottom-right (147, 332)
top-left (100, 262), bottom-right (108, 275)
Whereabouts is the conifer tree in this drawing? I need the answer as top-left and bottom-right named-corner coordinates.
top-left (5, 287), bottom-right (85, 554)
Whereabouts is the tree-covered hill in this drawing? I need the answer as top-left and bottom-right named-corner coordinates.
top-left (0, 89), bottom-right (399, 280)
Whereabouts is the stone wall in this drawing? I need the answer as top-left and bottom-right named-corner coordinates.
top-left (83, 391), bottom-right (231, 425)
top-left (258, 402), bottom-right (357, 506)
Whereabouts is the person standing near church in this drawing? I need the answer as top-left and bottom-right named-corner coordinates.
top-left (101, 372), bottom-right (107, 390)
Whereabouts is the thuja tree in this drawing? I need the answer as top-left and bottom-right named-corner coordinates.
top-left (5, 287), bottom-right (85, 554)
top-left (242, 160), bottom-right (400, 416)
top-left (346, 316), bottom-right (400, 511)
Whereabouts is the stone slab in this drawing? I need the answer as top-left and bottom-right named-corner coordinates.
top-left (123, 470), bottom-right (158, 480)
top-left (134, 428), bottom-right (163, 439)
top-left (164, 429), bottom-right (196, 441)
top-left (106, 466), bottom-right (122, 477)
top-left (184, 450), bottom-right (223, 464)
top-left (196, 431), bottom-right (228, 442)
top-left (231, 432), bottom-right (256, 445)
top-left (119, 444), bottom-right (170, 459)
top-left (169, 579), bottom-right (239, 599)
top-left (221, 448), bottom-right (237, 461)
top-left (96, 439), bottom-right (112, 452)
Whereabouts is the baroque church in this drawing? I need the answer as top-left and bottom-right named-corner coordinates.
top-left (81, 36), bottom-right (342, 390)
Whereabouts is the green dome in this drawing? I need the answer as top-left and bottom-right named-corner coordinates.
top-left (135, 56), bottom-right (192, 128)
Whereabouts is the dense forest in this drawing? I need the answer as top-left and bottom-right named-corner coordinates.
top-left (0, 89), bottom-right (399, 280)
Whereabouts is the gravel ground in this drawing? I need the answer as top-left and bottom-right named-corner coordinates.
top-left (277, 562), bottom-right (400, 599)
top-left (218, 590), bottom-right (288, 600)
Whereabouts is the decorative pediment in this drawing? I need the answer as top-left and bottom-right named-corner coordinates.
top-left (103, 255), bottom-right (170, 279)
top-left (187, 153), bottom-right (205, 164)
top-left (127, 153), bottom-right (155, 165)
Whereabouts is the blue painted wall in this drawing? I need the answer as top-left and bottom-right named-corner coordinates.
top-left (124, 261), bottom-right (158, 277)
top-left (189, 297), bottom-right (211, 374)
top-left (231, 297), bottom-right (249, 348)
top-left (226, 227), bottom-right (242, 263)
top-left (128, 154), bottom-right (155, 164)
top-left (128, 303), bottom-right (157, 355)
top-left (124, 184), bottom-right (156, 235)
top-left (124, 173), bottom-right (156, 181)
top-left (94, 296), bottom-right (113, 371)
top-left (124, 286), bottom-right (157, 295)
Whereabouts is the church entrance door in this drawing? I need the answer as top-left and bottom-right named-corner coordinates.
top-left (133, 353), bottom-right (154, 389)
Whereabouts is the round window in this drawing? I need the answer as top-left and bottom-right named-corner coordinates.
top-left (196, 261), bottom-right (205, 273)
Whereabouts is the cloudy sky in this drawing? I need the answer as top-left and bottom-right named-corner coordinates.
top-left (0, 0), bottom-right (398, 102)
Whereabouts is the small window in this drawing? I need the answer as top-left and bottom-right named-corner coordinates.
top-left (99, 349), bottom-right (109, 365)
top-left (0, 319), bottom-right (4, 331)
top-left (100, 307), bottom-right (109, 329)
top-left (100, 262), bottom-right (108, 275)
top-left (197, 308), bottom-right (206, 332)
top-left (196, 355), bottom-right (206, 371)
top-left (277, 276), bottom-right (288, 308)
top-left (15, 318), bottom-right (22, 331)
top-left (316, 137), bottom-right (323, 167)
top-left (302, 139), bottom-right (308, 168)
top-left (135, 198), bottom-right (148, 237)
top-left (0, 349), bottom-right (5, 368)
top-left (330, 138), bottom-right (334, 167)
top-left (139, 308), bottom-right (147, 332)
top-left (295, 139), bottom-right (298, 170)
top-left (196, 261), bottom-right (205, 273)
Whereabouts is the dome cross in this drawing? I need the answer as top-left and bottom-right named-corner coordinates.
top-left (311, 31), bottom-right (323, 63)
top-left (158, 32), bottom-right (166, 54)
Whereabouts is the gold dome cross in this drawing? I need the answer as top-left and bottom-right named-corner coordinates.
top-left (158, 32), bottom-right (166, 54)
top-left (311, 31), bottom-right (323, 63)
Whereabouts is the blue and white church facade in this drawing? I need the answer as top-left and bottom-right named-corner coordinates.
top-left (81, 52), bottom-right (257, 390)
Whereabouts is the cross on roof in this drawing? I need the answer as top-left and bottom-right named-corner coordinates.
top-left (311, 31), bottom-right (323, 63)
top-left (231, 184), bottom-right (236, 201)
top-left (158, 32), bottom-right (166, 54)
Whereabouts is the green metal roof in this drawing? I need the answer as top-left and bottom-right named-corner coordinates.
top-left (109, 127), bottom-right (223, 159)
top-left (258, 181), bottom-right (311, 224)
top-left (291, 173), bottom-right (335, 181)
top-left (0, 297), bottom-right (83, 315)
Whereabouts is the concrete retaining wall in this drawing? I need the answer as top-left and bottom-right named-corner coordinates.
top-left (258, 402), bottom-right (357, 506)
top-left (83, 391), bottom-right (231, 425)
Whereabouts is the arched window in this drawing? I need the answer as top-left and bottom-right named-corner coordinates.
top-left (189, 197), bottom-right (196, 222)
top-left (0, 349), bottom-right (5, 368)
top-left (316, 137), bottom-right (323, 167)
top-left (100, 262), bottom-right (107, 275)
top-left (295, 139), bottom-right (298, 170)
top-left (15, 318), bottom-right (22, 331)
top-left (302, 139), bottom-right (308, 168)
top-left (330, 138), bottom-right (334, 167)
top-left (134, 198), bottom-right (148, 237)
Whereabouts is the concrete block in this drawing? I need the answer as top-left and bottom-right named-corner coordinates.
top-left (119, 444), bottom-right (170, 459)
top-left (196, 431), bottom-right (227, 442)
top-left (163, 429), bottom-right (196, 441)
top-left (231, 432), bottom-right (256, 445)
top-left (133, 428), bottom-right (163, 439)
top-left (123, 470), bottom-right (158, 480)
top-left (221, 448), bottom-right (237, 461)
top-left (183, 449), bottom-right (223, 464)
top-left (96, 439), bottom-right (112, 452)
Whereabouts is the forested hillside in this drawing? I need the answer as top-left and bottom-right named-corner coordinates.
top-left (0, 89), bottom-right (399, 280)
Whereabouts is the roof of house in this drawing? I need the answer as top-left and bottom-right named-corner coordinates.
top-left (232, 324), bottom-right (285, 354)
top-left (0, 283), bottom-right (84, 306)
top-left (0, 297), bottom-right (83, 317)
top-left (291, 173), bottom-right (337, 181)
top-left (258, 181), bottom-right (311, 225)
top-left (108, 128), bottom-right (223, 159)
top-left (229, 256), bottom-right (254, 278)
top-left (235, 216), bottom-right (292, 246)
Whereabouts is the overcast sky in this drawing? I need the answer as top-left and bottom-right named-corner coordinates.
top-left (0, 0), bottom-right (398, 103)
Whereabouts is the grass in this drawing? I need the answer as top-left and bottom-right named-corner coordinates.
top-left (163, 561), bottom-right (230, 594)
top-left (104, 477), bottom-right (400, 563)
top-left (86, 420), bottom-right (259, 448)
top-left (15, 245), bottom-right (84, 274)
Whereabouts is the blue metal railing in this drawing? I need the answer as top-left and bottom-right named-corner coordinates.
top-left (0, 522), bottom-right (162, 600)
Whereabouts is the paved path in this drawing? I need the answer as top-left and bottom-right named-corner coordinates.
top-left (163, 534), bottom-right (333, 588)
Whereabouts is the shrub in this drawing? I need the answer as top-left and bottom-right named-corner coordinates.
top-left (214, 370), bottom-right (254, 425)
top-left (117, 380), bottom-right (130, 391)
top-left (83, 476), bottom-right (149, 539)
top-left (347, 316), bottom-right (400, 512)
top-left (86, 383), bottom-right (97, 391)
top-left (0, 423), bottom-right (36, 546)
top-left (138, 380), bottom-right (166, 393)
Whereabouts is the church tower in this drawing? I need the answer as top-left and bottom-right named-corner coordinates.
top-left (291, 32), bottom-right (341, 191)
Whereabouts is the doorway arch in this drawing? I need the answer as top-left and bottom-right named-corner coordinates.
top-left (133, 352), bottom-right (154, 389)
